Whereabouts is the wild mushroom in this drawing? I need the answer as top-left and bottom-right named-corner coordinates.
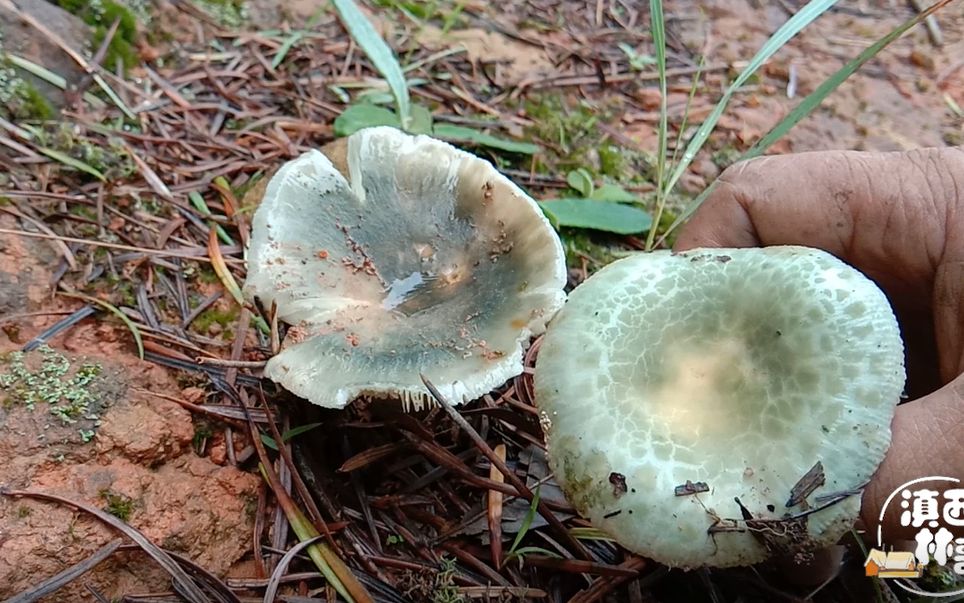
top-left (534, 246), bottom-right (905, 568)
top-left (244, 127), bottom-right (566, 410)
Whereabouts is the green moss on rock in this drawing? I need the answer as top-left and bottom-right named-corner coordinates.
top-left (57, 0), bottom-right (140, 70)
top-left (0, 60), bottom-right (56, 120)
top-left (0, 345), bottom-right (103, 424)
top-left (100, 489), bottom-right (135, 521)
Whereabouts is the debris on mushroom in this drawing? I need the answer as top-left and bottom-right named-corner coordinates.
top-left (244, 127), bottom-right (567, 411)
top-left (534, 246), bottom-right (905, 568)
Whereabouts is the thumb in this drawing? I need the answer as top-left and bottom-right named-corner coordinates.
top-left (673, 165), bottom-right (761, 250)
top-left (861, 373), bottom-right (964, 539)
top-left (863, 257), bottom-right (964, 538)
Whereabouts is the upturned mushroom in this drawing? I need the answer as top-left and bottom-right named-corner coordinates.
top-left (244, 127), bottom-right (567, 410)
top-left (534, 246), bottom-right (905, 568)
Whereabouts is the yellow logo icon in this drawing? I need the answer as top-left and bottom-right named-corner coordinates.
top-left (864, 548), bottom-right (923, 579)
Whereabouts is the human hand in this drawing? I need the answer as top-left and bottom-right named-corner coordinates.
top-left (673, 147), bottom-right (964, 538)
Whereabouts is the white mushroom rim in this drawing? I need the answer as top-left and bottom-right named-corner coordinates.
top-left (244, 127), bottom-right (567, 410)
top-left (534, 246), bottom-right (905, 568)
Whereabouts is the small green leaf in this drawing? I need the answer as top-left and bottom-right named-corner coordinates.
top-left (539, 199), bottom-right (652, 234)
top-left (407, 103), bottom-right (434, 135)
top-left (589, 183), bottom-right (637, 203)
top-left (272, 31), bottom-right (306, 69)
top-left (507, 487), bottom-right (541, 556)
top-left (37, 147), bottom-right (105, 181)
top-left (332, 0), bottom-right (412, 130)
top-left (355, 89), bottom-right (396, 105)
top-left (260, 433), bottom-right (279, 451)
top-left (566, 168), bottom-right (594, 197)
top-left (282, 422), bottom-right (324, 442)
top-left (333, 104), bottom-right (401, 137)
top-left (432, 123), bottom-right (539, 154)
top-left (618, 43), bottom-right (657, 70)
top-left (504, 546), bottom-right (563, 561)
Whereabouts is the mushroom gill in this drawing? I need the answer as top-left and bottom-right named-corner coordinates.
top-left (244, 127), bottom-right (567, 410)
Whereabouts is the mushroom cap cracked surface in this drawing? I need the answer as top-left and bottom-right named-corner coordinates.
top-left (534, 246), bottom-right (905, 568)
top-left (244, 127), bottom-right (567, 410)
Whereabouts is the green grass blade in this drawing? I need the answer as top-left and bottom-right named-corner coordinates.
top-left (507, 487), bottom-right (541, 556)
top-left (260, 432), bottom-right (279, 451)
top-left (282, 422), bottom-right (324, 441)
top-left (569, 526), bottom-right (616, 541)
top-left (644, 0), bottom-right (669, 250)
top-left (432, 123), bottom-right (539, 154)
top-left (207, 228), bottom-right (270, 334)
top-left (4, 53), bottom-right (105, 109)
top-left (659, 0), bottom-right (954, 244)
top-left (669, 56), bottom-right (706, 177)
top-left (504, 546), bottom-right (562, 560)
top-left (661, 0), bottom-right (838, 198)
top-left (272, 31), bottom-right (306, 68)
top-left (332, 0), bottom-right (412, 130)
top-left (37, 147), bottom-right (106, 181)
top-left (91, 74), bottom-right (137, 120)
top-left (257, 465), bottom-right (358, 602)
top-left (6, 52), bottom-right (133, 119)
top-left (189, 191), bottom-right (235, 245)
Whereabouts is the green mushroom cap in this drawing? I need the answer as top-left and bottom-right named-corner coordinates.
top-left (244, 127), bottom-right (567, 410)
top-left (535, 246), bottom-right (905, 568)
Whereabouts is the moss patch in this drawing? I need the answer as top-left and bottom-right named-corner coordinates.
top-left (195, 0), bottom-right (248, 28)
top-left (100, 489), bottom-right (135, 521)
top-left (192, 305), bottom-right (240, 336)
top-left (57, 0), bottom-right (140, 70)
top-left (0, 60), bottom-right (55, 121)
top-left (0, 345), bottom-right (103, 425)
top-left (33, 123), bottom-right (135, 182)
top-left (192, 420), bottom-right (214, 453)
top-left (522, 93), bottom-right (653, 181)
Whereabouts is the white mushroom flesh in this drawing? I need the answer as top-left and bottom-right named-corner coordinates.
top-left (534, 246), bottom-right (905, 568)
top-left (244, 127), bottom-right (567, 409)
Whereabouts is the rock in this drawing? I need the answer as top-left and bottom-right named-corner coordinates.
top-left (0, 347), bottom-right (260, 600)
top-left (0, 226), bottom-right (259, 601)
top-left (95, 375), bottom-right (196, 465)
top-left (0, 214), bottom-right (57, 314)
top-left (0, 1), bottom-right (91, 109)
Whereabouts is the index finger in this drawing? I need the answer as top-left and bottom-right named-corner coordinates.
top-left (673, 148), bottom-right (959, 306)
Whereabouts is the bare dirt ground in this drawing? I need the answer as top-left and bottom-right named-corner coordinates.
top-left (0, 0), bottom-right (960, 601)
